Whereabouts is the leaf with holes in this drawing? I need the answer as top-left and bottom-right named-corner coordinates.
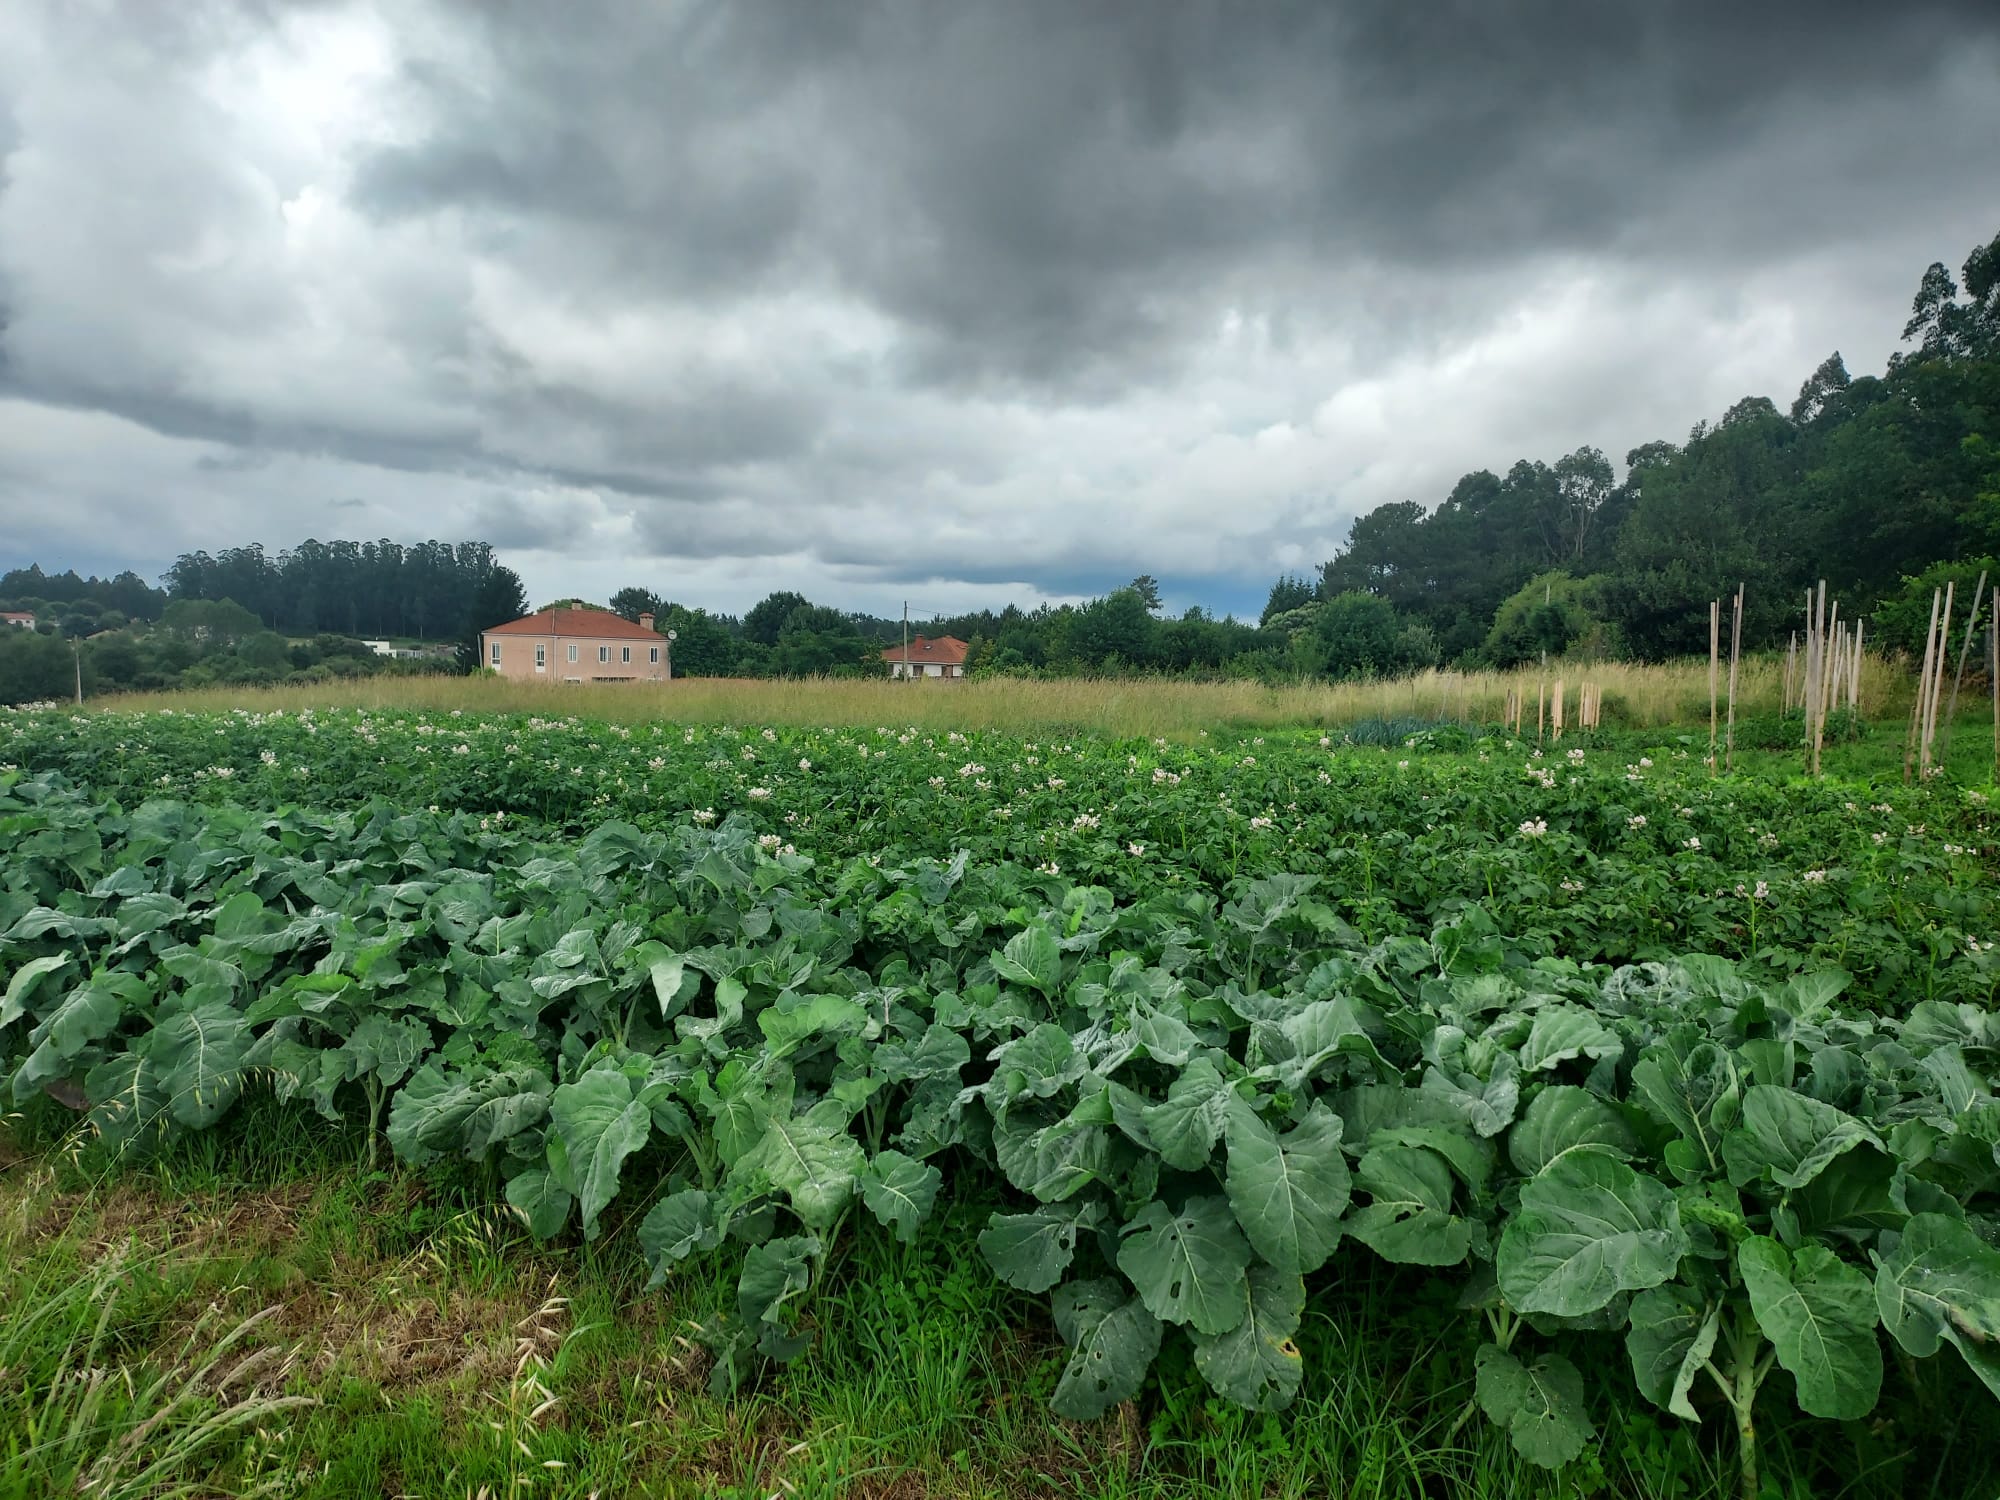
top-left (1474, 1344), bottom-right (1595, 1468)
top-left (1117, 1197), bottom-right (1253, 1335)
top-left (1191, 1263), bottom-right (1305, 1411)
top-left (1050, 1278), bottom-right (1163, 1421)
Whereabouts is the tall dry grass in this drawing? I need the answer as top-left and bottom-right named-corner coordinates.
top-left (83, 654), bottom-right (1903, 739)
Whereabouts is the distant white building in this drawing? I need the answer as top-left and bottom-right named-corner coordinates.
top-left (1, 611), bottom-right (35, 630)
top-left (362, 639), bottom-right (397, 657)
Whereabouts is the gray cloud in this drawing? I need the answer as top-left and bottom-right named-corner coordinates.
top-left (1, 0), bottom-right (1996, 616)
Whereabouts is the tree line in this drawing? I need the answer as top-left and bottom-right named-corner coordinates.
top-left (1306, 230), bottom-right (2000, 666)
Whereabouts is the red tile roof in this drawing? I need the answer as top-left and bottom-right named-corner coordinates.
top-left (484, 607), bottom-right (662, 640)
top-left (881, 634), bottom-right (968, 666)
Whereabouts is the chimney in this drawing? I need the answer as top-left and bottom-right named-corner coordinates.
top-left (639, 612), bottom-right (655, 632)
top-left (913, 634), bottom-right (926, 652)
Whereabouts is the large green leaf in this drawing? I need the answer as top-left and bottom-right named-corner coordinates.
top-left (1496, 1151), bottom-right (1686, 1317)
top-left (1739, 1236), bottom-right (1883, 1420)
top-left (1, 954), bottom-right (73, 1027)
top-left (985, 1023), bottom-right (1080, 1109)
top-left (83, 1050), bottom-right (169, 1153)
top-left (1143, 1055), bottom-right (1235, 1171)
top-left (1630, 1042), bottom-right (1738, 1171)
top-left (1190, 1263), bottom-right (1305, 1412)
top-left (1507, 1086), bottom-right (1639, 1178)
top-left (1222, 1099), bottom-right (1350, 1276)
top-left (978, 1203), bottom-right (1102, 1293)
top-left (550, 1069), bottom-right (653, 1239)
top-left (505, 1167), bottom-right (574, 1241)
top-left (1721, 1086), bottom-right (1883, 1192)
top-left (1474, 1344), bottom-right (1595, 1468)
top-left (736, 1233), bottom-right (818, 1348)
top-left (740, 1112), bottom-right (866, 1232)
top-left (1518, 1007), bottom-right (1623, 1073)
top-left (1873, 1212), bottom-right (2000, 1399)
top-left (1345, 1144), bottom-right (1473, 1267)
top-left (1626, 1285), bottom-right (1720, 1420)
top-left (150, 1002), bottom-right (249, 1128)
top-left (856, 1149), bottom-right (941, 1242)
top-left (1051, 1278), bottom-right (1163, 1420)
top-left (993, 924), bottom-right (1061, 996)
top-left (1117, 1197), bottom-right (1253, 1335)
top-left (384, 1063), bottom-right (550, 1165)
top-left (993, 1094), bottom-right (1112, 1202)
top-left (13, 977), bottom-right (129, 1099)
top-left (639, 1189), bottom-right (723, 1289)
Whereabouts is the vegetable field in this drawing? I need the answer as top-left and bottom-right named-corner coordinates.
top-left (3, 704), bottom-right (1998, 1498)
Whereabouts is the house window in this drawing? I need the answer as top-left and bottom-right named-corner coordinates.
top-left (598, 645), bottom-right (610, 663)
top-left (567, 644), bottom-right (578, 663)
top-left (535, 645), bottom-right (546, 668)
top-left (621, 646), bottom-right (631, 664)
top-left (489, 643), bottom-right (501, 666)
top-left (649, 646), bottom-right (659, 664)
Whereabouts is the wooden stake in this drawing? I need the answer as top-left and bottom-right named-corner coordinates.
top-left (1725, 584), bottom-right (1743, 773)
top-left (1850, 619), bottom-right (1863, 713)
top-left (1709, 600), bottom-right (1720, 772)
top-left (1907, 586), bottom-right (1940, 783)
top-left (1925, 582), bottom-right (1956, 775)
top-left (1553, 679), bottom-right (1565, 741)
top-left (1941, 569), bottom-right (1988, 768)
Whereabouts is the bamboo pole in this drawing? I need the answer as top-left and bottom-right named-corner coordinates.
top-left (1906, 586), bottom-right (1941, 783)
top-left (1809, 582), bottom-right (1828, 777)
top-left (1992, 586), bottom-right (1999, 786)
top-left (1925, 582), bottom-right (1956, 775)
top-left (1816, 582), bottom-right (1831, 776)
top-left (1553, 679), bottom-right (1565, 741)
top-left (1725, 584), bottom-right (1743, 773)
top-left (1709, 600), bottom-right (1720, 771)
top-left (1941, 569), bottom-right (1988, 767)
top-left (1849, 619), bottom-right (1863, 712)
top-left (1537, 681), bottom-right (1545, 746)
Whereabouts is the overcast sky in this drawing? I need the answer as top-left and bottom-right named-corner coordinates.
top-left (2, 1), bottom-right (1997, 621)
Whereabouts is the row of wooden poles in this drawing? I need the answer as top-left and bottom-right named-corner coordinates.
top-left (1501, 680), bottom-right (1602, 742)
top-left (1786, 582), bottom-right (1864, 778)
top-left (1497, 576), bottom-right (2000, 780)
top-left (1710, 583), bottom-right (1872, 777)
top-left (1903, 568), bottom-right (1995, 782)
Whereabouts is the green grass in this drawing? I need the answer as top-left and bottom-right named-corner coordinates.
top-left (5, 1097), bottom-right (1995, 1499)
top-left (80, 651), bottom-right (1912, 739)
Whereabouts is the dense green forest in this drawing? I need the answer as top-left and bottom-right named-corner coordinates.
top-left (2, 231), bottom-right (1994, 702)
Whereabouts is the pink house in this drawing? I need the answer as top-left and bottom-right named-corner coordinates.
top-left (481, 606), bottom-right (671, 683)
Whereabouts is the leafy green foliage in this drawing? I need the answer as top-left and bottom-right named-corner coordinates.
top-left (2, 707), bottom-right (1998, 1480)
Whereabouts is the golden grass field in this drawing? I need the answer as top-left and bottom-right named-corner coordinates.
top-left (88, 653), bottom-right (1904, 740)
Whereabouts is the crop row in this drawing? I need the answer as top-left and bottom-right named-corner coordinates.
top-left (2, 768), bottom-right (1997, 1493)
top-left (3, 707), bottom-right (1997, 1007)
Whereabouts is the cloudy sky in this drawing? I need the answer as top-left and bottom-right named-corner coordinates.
top-left (2, 1), bottom-right (1997, 620)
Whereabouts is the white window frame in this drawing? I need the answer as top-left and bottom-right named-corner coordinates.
top-left (621, 645), bottom-right (631, 664)
top-left (649, 646), bottom-right (659, 664)
top-left (567, 644), bottom-right (578, 663)
top-left (599, 645), bottom-right (610, 663)
top-left (489, 642), bottom-right (501, 666)
top-left (535, 644), bottom-right (546, 668)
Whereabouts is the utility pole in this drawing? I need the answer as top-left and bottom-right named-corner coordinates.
top-left (73, 639), bottom-right (82, 706)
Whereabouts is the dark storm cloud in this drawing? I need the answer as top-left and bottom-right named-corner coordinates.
top-left (349, 0), bottom-right (2000, 391)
